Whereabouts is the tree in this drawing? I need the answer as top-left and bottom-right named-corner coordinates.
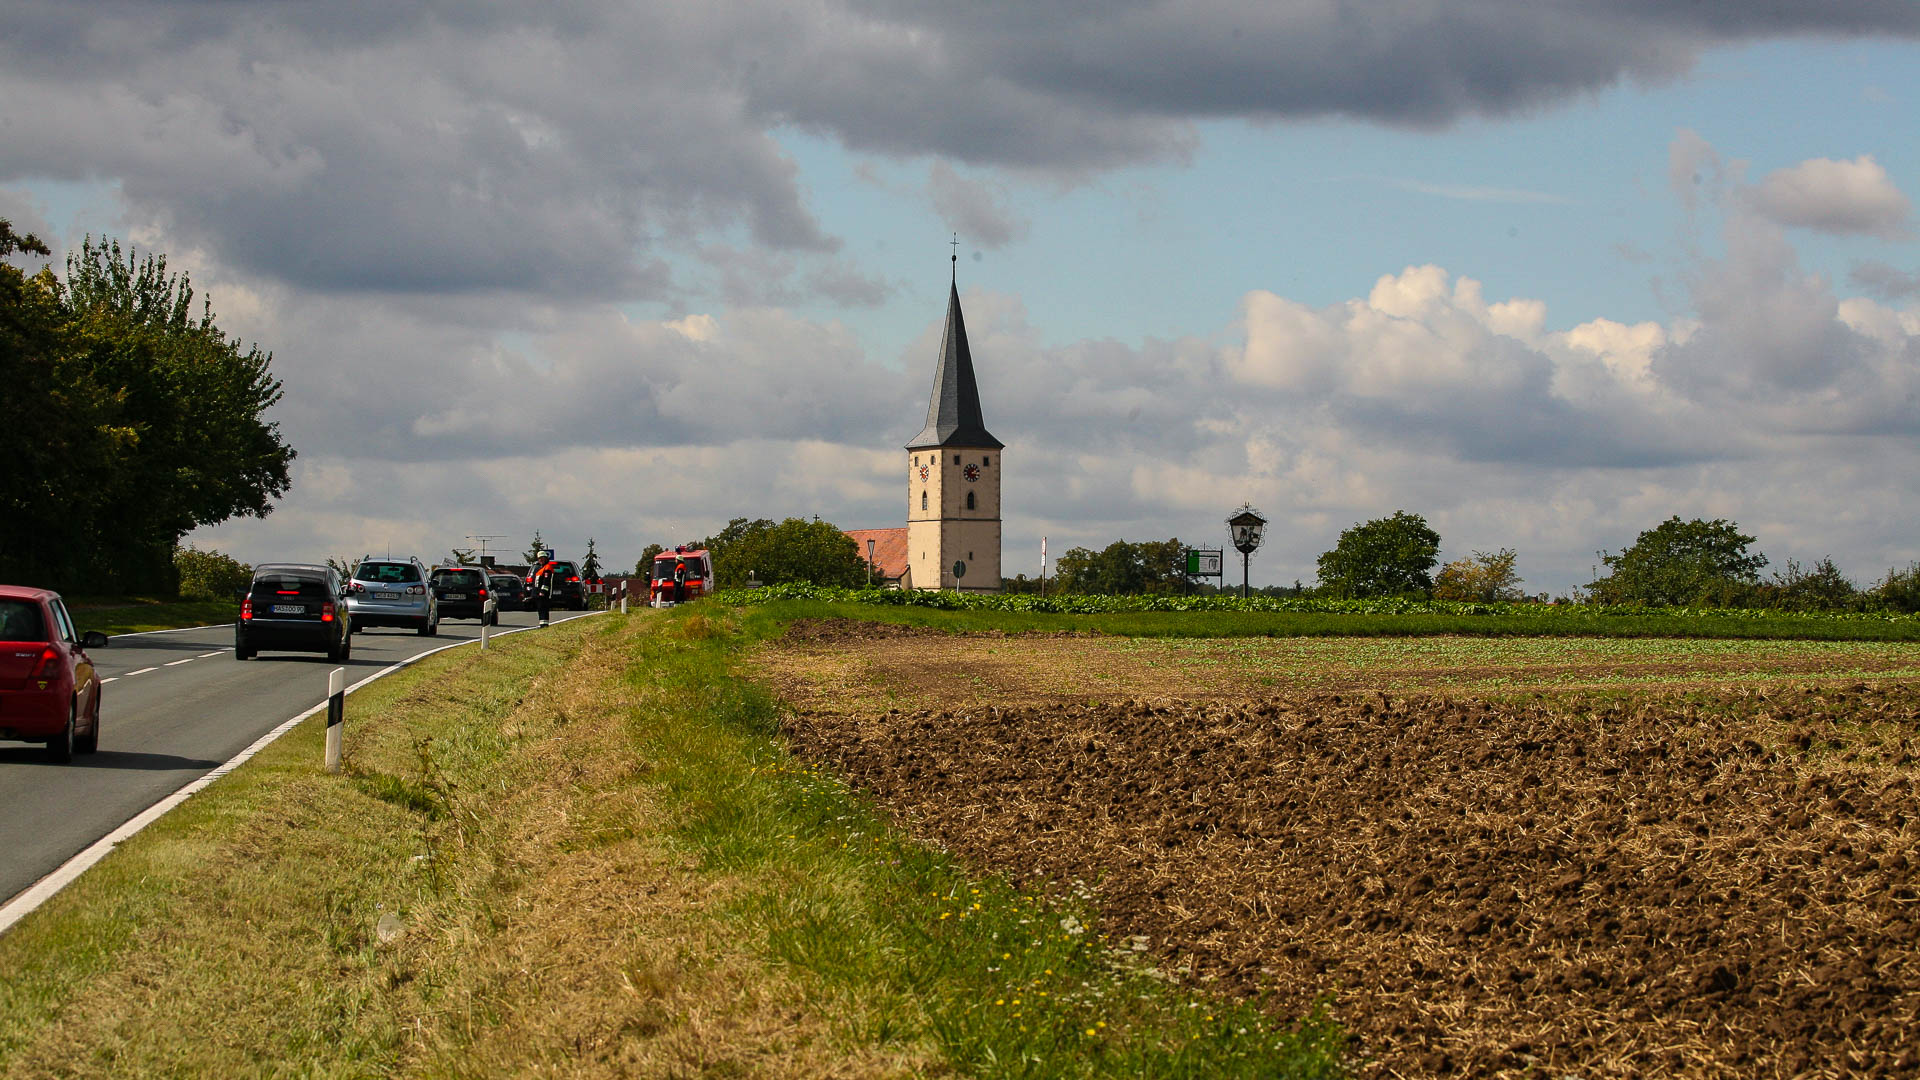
top-left (174, 545), bottom-right (251, 600)
top-left (1760, 556), bottom-right (1856, 612)
top-left (447, 547), bottom-right (477, 566)
top-left (580, 537), bottom-right (602, 580)
top-left (696, 517), bottom-right (776, 571)
top-left (1316, 511), bottom-right (1441, 598)
top-left (1432, 548), bottom-right (1525, 602)
top-left (635, 543), bottom-right (665, 576)
top-left (715, 517), bottom-right (864, 588)
top-left (1587, 517), bottom-right (1766, 607)
top-left (523, 530), bottom-right (548, 564)
top-left (1052, 538), bottom-right (1191, 594)
top-left (0, 232), bottom-right (293, 593)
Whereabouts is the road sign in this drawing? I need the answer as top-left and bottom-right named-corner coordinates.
top-left (1185, 549), bottom-right (1224, 577)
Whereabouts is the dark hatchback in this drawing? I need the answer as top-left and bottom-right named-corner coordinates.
top-left (528, 560), bottom-right (587, 610)
top-left (489, 573), bottom-right (525, 611)
top-left (237, 564), bottom-right (352, 661)
top-left (430, 566), bottom-right (497, 624)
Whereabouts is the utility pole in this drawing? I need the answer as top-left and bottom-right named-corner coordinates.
top-left (467, 534), bottom-right (507, 567)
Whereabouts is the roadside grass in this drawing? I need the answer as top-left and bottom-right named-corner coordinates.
top-left (60, 595), bottom-right (236, 636)
top-left (743, 597), bottom-right (1920, 641)
top-left (0, 606), bottom-right (1347, 1078)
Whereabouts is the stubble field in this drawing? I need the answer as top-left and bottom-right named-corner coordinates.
top-left (758, 621), bottom-right (1920, 1078)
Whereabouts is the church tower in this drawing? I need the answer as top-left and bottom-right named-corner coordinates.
top-left (906, 266), bottom-right (1002, 593)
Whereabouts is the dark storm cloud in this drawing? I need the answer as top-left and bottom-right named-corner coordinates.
top-left (6, 1), bottom-right (1915, 297)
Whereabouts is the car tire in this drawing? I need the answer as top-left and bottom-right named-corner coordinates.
top-left (326, 635), bottom-right (345, 662)
top-left (419, 618), bottom-right (437, 637)
top-left (235, 637), bottom-right (255, 660)
top-left (47, 702), bottom-right (76, 763)
top-left (75, 695), bottom-right (100, 755)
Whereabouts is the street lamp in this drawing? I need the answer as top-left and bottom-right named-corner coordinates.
top-left (1226, 505), bottom-right (1267, 600)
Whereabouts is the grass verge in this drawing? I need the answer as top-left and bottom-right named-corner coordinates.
top-left (733, 597), bottom-right (1920, 641)
top-left (0, 606), bottom-right (1345, 1077)
top-left (61, 595), bottom-right (237, 636)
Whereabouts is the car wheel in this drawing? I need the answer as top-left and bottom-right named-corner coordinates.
top-left (419, 618), bottom-right (437, 637)
top-left (75, 693), bottom-right (100, 754)
top-left (235, 637), bottom-right (255, 660)
top-left (47, 702), bottom-right (76, 763)
top-left (326, 634), bottom-right (345, 662)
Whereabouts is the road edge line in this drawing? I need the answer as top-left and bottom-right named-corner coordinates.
top-left (0, 611), bottom-right (606, 937)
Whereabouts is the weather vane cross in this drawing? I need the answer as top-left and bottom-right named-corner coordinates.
top-left (950, 232), bottom-right (959, 280)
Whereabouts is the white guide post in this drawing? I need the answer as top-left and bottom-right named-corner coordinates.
top-left (324, 667), bottom-right (346, 773)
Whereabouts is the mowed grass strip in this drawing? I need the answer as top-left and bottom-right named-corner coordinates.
top-left (0, 607), bottom-right (1345, 1078)
top-left (62, 595), bottom-right (238, 636)
top-left (744, 598), bottom-right (1920, 641)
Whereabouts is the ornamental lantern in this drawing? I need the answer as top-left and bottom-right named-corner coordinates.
top-left (1226, 505), bottom-right (1267, 599)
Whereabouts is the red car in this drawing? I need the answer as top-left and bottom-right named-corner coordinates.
top-left (0, 586), bottom-right (108, 762)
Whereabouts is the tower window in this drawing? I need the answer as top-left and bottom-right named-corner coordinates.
top-left (921, 491), bottom-right (927, 510)
top-left (913, 455), bottom-right (918, 465)
top-left (954, 454), bottom-right (961, 464)
top-left (983, 456), bottom-right (990, 467)
top-left (966, 491), bottom-right (975, 510)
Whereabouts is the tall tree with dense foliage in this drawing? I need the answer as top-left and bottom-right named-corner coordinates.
top-left (1052, 538), bottom-right (1191, 594)
top-left (0, 230), bottom-right (292, 593)
top-left (713, 517), bottom-right (864, 588)
top-left (1587, 517), bottom-right (1766, 606)
top-left (1316, 511), bottom-right (1442, 598)
top-left (580, 537), bottom-right (602, 580)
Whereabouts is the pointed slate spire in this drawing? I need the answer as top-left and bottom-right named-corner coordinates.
top-left (906, 280), bottom-right (1003, 450)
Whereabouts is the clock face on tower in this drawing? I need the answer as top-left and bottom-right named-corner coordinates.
top-left (963, 464), bottom-right (981, 482)
top-left (918, 465), bottom-right (929, 481)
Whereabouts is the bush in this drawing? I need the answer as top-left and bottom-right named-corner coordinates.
top-left (174, 545), bottom-right (250, 600)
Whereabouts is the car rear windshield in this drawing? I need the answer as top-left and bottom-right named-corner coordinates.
top-left (490, 577), bottom-right (519, 590)
top-left (550, 562), bottom-right (578, 577)
top-left (0, 599), bottom-right (47, 641)
top-left (433, 569), bottom-right (485, 589)
top-left (252, 573), bottom-right (331, 597)
top-left (357, 561), bottom-right (421, 584)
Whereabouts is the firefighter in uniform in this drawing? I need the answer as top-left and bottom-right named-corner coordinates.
top-left (532, 557), bottom-right (557, 626)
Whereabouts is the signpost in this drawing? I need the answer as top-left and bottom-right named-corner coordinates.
top-left (1226, 505), bottom-right (1268, 600)
top-left (1183, 548), bottom-right (1225, 595)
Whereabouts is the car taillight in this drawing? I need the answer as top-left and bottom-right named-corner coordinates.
top-left (477, 587), bottom-right (487, 598)
top-left (568, 576), bottom-right (580, 582)
top-left (28, 646), bottom-right (59, 680)
top-left (241, 594), bottom-right (253, 620)
top-left (321, 600), bottom-right (336, 623)
top-left (406, 584), bottom-right (425, 594)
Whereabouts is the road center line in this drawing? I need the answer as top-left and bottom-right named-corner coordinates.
top-left (100, 677), bottom-right (118, 683)
top-left (164, 658), bottom-right (194, 667)
top-left (197, 651), bottom-right (224, 658)
top-left (124, 667), bottom-right (157, 676)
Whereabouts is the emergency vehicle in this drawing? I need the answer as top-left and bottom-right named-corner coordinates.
top-left (650, 547), bottom-right (713, 607)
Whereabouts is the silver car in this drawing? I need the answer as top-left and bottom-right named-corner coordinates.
top-left (345, 556), bottom-right (440, 635)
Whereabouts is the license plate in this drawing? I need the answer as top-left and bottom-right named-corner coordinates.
top-left (378, 591), bottom-right (402, 600)
top-left (271, 604), bottom-right (304, 614)
top-left (444, 593), bottom-right (466, 600)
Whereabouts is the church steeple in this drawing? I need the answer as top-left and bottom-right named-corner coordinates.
top-left (906, 280), bottom-right (1003, 450)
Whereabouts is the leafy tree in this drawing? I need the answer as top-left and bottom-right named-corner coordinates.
top-left (447, 547), bottom-right (478, 566)
top-left (174, 545), bottom-right (251, 600)
top-left (697, 517), bottom-right (776, 569)
top-left (635, 543), bottom-right (665, 576)
top-left (715, 517), bottom-right (864, 588)
top-left (1587, 517), bottom-right (1766, 607)
top-left (1432, 548), bottom-right (1525, 602)
top-left (1053, 538), bottom-right (1191, 594)
top-left (1874, 563), bottom-right (1920, 614)
top-left (1759, 556), bottom-right (1856, 612)
top-left (523, 530), bottom-right (548, 564)
top-left (1316, 511), bottom-right (1441, 598)
top-left (580, 537), bottom-right (602, 580)
top-left (326, 556), bottom-right (356, 582)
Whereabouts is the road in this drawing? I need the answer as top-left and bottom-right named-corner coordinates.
top-left (0, 608), bottom-right (596, 907)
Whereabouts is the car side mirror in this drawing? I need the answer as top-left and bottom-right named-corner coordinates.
top-left (82, 630), bottom-right (109, 649)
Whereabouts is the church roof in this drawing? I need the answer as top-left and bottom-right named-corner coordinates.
top-left (906, 281), bottom-right (1003, 450)
top-left (843, 527), bottom-right (909, 582)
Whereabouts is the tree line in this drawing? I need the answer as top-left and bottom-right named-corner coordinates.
top-left (2, 223), bottom-right (294, 594)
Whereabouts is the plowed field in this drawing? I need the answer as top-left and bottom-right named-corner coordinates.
top-left (761, 623), bottom-right (1920, 1078)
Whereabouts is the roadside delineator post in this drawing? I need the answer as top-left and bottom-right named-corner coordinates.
top-left (325, 667), bottom-right (346, 773)
top-left (481, 617), bottom-right (491, 650)
top-left (620, 594), bottom-right (628, 614)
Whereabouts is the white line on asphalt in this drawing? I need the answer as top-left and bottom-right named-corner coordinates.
top-left (0, 611), bottom-right (608, 936)
top-left (164, 658), bottom-right (194, 667)
top-left (109, 623), bottom-right (232, 639)
top-left (197, 651), bottom-right (224, 658)
top-left (100, 678), bottom-right (117, 684)
top-left (124, 667), bottom-right (157, 676)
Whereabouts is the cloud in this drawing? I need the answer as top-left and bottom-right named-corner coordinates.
top-left (1849, 260), bottom-right (1920, 301)
top-left (927, 162), bottom-right (1031, 249)
top-left (1748, 155), bottom-right (1912, 237)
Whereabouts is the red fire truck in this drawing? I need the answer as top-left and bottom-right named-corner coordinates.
top-left (650, 547), bottom-right (713, 608)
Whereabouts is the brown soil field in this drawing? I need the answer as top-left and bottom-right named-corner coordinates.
top-left (760, 623), bottom-right (1920, 1079)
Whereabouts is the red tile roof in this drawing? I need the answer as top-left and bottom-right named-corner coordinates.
top-left (844, 528), bottom-right (909, 582)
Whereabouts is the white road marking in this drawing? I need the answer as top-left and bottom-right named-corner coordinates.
top-left (100, 677), bottom-right (118, 684)
top-left (125, 667), bottom-right (158, 676)
top-left (164, 658), bottom-right (194, 667)
top-left (198, 651), bottom-right (224, 658)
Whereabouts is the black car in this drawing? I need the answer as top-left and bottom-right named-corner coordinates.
top-left (527, 560), bottom-right (586, 611)
top-left (488, 573), bottom-right (525, 611)
top-left (430, 566), bottom-right (498, 624)
top-left (237, 563), bottom-right (351, 661)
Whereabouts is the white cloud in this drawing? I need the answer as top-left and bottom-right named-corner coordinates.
top-left (927, 162), bottom-right (1031, 248)
top-left (1748, 154), bottom-right (1912, 238)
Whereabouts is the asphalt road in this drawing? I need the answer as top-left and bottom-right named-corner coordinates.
top-left (0, 608), bottom-right (596, 907)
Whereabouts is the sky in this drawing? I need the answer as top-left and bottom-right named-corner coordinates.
top-left (4, 1), bottom-right (1920, 595)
